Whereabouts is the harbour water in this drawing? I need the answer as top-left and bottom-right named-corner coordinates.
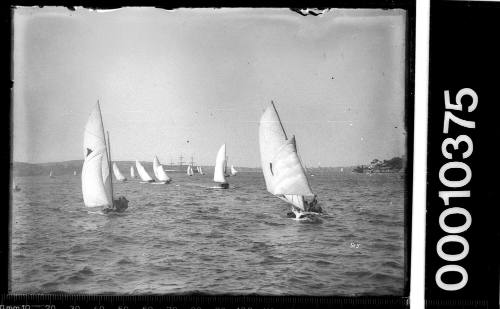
top-left (11, 170), bottom-right (406, 295)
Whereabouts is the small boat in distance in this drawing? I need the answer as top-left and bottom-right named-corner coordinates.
top-left (49, 170), bottom-right (54, 178)
top-left (112, 162), bottom-right (127, 182)
top-left (187, 165), bottom-right (194, 176)
top-left (230, 165), bottom-right (238, 176)
top-left (259, 101), bottom-right (321, 219)
top-left (82, 101), bottom-right (128, 213)
top-left (197, 166), bottom-right (205, 175)
top-left (130, 166), bottom-right (136, 179)
top-left (73, 170), bottom-right (77, 176)
top-left (12, 180), bottom-right (21, 192)
top-left (212, 144), bottom-right (229, 189)
top-left (153, 156), bottom-right (171, 184)
top-left (135, 160), bottom-right (154, 183)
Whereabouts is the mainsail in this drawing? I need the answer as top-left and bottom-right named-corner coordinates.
top-left (49, 170), bottom-right (54, 178)
top-left (82, 103), bottom-right (113, 207)
top-left (259, 102), bottom-right (314, 211)
top-left (73, 170), bottom-right (77, 176)
top-left (187, 165), bottom-right (194, 176)
top-left (231, 165), bottom-right (238, 176)
top-left (156, 165), bottom-right (171, 182)
top-left (153, 156), bottom-right (170, 182)
top-left (136, 160), bottom-right (154, 182)
top-left (112, 162), bottom-right (127, 181)
top-left (153, 156), bottom-right (161, 174)
top-left (213, 144), bottom-right (228, 183)
top-left (130, 166), bottom-right (136, 178)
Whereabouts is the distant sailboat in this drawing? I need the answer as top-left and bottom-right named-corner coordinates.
top-left (340, 167), bottom-right (344, 172)
top-left (49, 170), bottom-right (54, 178)
top-left (12, 180), bottom-right (21, 192)
top-left (230, 165), bottom-right (238, 176)
top-left (130, 166), bottom-right (136, 179)
top-left (212, 144), bottom-right (229, 189)
top-left (153, 156), bottom-right (171, 184)
top-left (82, 102), bottom-right (128, 212)
top-left (136, 160), bottom-right (154, 183)
top-left (73, 170), bottom-right (77, 176)
top-left (197, 166), bottom-right (205, 175)
top-left (112, 162), bottom-right (127, 182)
top-left (259, 101), bottom-right (319, 219)
top-left (187, 165), bottom-right (194, 176)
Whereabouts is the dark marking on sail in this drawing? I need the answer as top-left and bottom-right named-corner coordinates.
top-left (86, 148), bottom-right (93, 157)
top-left (269, 162), bottom-right (274, 175)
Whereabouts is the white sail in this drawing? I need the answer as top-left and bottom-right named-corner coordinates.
top-left (259, 103), bottom-right (314, 211)
top-left (153, 156), bottom-right (161, 173)
top-left (82, 103), bottom-right (113, 208)
top-left (231, 165), bottom-right (238, 176)
top-left (187, 165), bottom-right (194, 176)
top-left (156, 165), bottom-right (171, 182)
top-left (135, 160), bottom-right (154, 182)
top-left (73, 170), bottom-right (77, 176)
top-left (112, 162), bottom-right (127, 181)
top-left (49, 170), bottom-right (54, 177)
top-left (213, 144), bottom-right (228, 183)
top-left (130, 166), bottom-right (136, 178)
top-left (153, 156), bottom-right (162, 180)
top-left (340, 167), bottom-right (344, 172)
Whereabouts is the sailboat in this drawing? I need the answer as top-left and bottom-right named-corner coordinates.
top-left (187, 165), bottom-right (194, 176)
top-left (212, 144), bottom-right (229, 189)
top-left (230, 165), bottom-right (238, 176)
top-left (197, 166), bottom-right (205, 175)
top-left (340, 167), bottom-right (344, 172)
top-left (12, 180), bottom-right (21, 192)
top-left (82, 102), bottom-right (128, 213)
top-left (112, 162), bottom-right (127, 182)
top-left (152, 156), bottom-right (171, 184)
top-left (130, 166), bottom-right (136, 179)
top-left (49, 170), bottom-right (54, 178)
top-left (135, 160), bottom-right (154, 183)
top-left (259, 101), bottom-right (320, 219)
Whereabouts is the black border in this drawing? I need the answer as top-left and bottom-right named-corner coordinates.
top-left (4, 2), bottom-right (415, 308)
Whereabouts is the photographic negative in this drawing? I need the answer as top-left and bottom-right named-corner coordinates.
top-left (9, 5), bottom-right (414, 305)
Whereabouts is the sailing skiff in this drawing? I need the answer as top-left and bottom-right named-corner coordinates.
top-left (259, 101), bottom-right (320, 219)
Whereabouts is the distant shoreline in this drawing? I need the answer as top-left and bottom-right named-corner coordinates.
top-left (11, 160), bottom-right (353, 177)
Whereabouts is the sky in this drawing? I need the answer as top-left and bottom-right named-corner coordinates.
top-left (12, 7), bottom-right (408, 168)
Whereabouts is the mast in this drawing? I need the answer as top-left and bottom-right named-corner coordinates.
top-left (271, 100), bottom-right (288, 140)
top-left (107, 131), bottom-right (115, 206)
